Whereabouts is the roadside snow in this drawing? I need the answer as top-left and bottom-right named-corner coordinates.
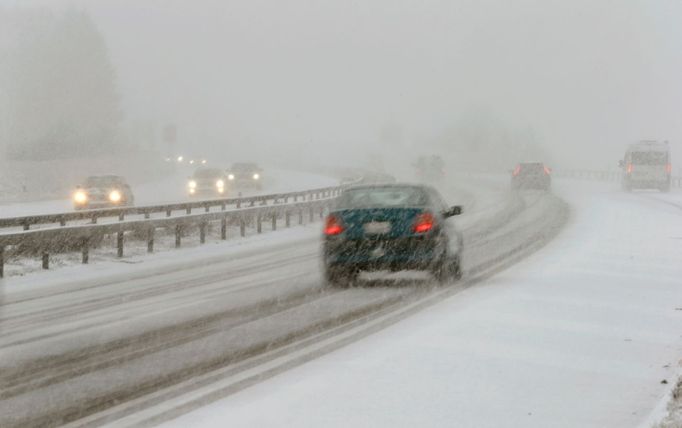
top-left (162, 179), bottom-right (682, 428)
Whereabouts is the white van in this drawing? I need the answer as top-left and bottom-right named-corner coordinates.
top-left (620, 141), bottom-right (672, 192)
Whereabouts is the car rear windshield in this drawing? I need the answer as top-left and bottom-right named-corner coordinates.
top-left (336, 187), bottom-right (428, 209)
top-left (631, 152), bottom-right (668, 165)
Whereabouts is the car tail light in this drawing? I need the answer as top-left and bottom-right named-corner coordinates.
top-left (413, 212), bottom-right (436, 234)
top-left (665, 163), bottom-right (672, 174)
top-left (543, 166), bottom-right (551, 175)
top-left (324, 215), bottom-right (344, 235)
top-left (626, 163), bottom-right (633, 174)
top-left (512, 165), bottom-right (521, 176)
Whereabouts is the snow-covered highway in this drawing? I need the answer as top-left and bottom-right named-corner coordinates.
top-left (2, 176), bottom-right (680, 428)
top-left (159, 179), bottom-right (682, 428)
top-left (0, 175), bottom-right (568, 427)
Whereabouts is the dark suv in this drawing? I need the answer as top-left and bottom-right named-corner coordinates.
top-left (511, 162), bottom-right (552, 190)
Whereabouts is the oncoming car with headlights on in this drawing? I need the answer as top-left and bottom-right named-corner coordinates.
top-left (187, 168), bottom-right (229, 197)
top-left (72, 175), bottom-right (135, 210)
top-left (226, 162), bottom-right (263, 191)
top-left (322, 183), bottom-right (464, 288)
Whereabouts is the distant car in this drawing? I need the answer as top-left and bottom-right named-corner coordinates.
top-left (72, 175), bottom-right (134, 210)
top-left (187, 168), bottom-right (228, 197)
top-left (414, 155), bottom-right (445, 182)
top-left (511, 162), bottom-right (552, 190)
top-left (322, 183), bottom-right (464, 287)
top-left (227, 162), bottom-right (263, 190)
top-left (620, 141), bottom-right (671, 192)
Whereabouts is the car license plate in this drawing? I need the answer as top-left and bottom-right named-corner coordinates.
top-left (364, 221), bottom-right (391, 235)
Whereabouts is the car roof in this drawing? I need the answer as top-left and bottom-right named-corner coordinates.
top-left (628, 141), bottom-right (669, 152)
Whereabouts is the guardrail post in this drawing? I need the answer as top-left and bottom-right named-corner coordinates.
top-left (221, 202), bottom-right (226, 211)
top-left (42, 252), bottom-right (49, 270)
top-left (294, 195), bottom-right (298, 202)
top-left (221, 217), bottom-right (227, 240)
top-left (60, 218), bottom-right (66, 227)
top-left (286, 211), bottom-right (291, 228)
top-left (117, 231), bottom-right (124, 257)
top-left (186, 207), bottom-right (192, 215)
top-left (82, 238), bottom-right (89, 264)
top-left (240, 218), bottom-right (246, 237)
top-left (257, 214), bottom-right (262, 233)
top-left (200, 222), bottom-right (207, 244)
top-left (272, 213), bottom-right (277, 230)
top-left (144, 211), bottom-right (150, 219)
top-left (91, 215), bottom-right (98, 224)
top-left (175, 225), bottom-right (182, 247)
top-left (237, 199), bottom-right (242, 209)
top-left (147, 227), bottom-right (154, 253)
top-left (23, 222), bottom-right (29, 231)
top-left (204, 205), bottom-right (210, 213)
top-left (166, 209), bottom-right (172, 217)
top-left (0, 246), bottom-right (4, 278)
top-left (118, 212), bottom-right (125, 221)
top-left (309, 206), bottom-right (314, 222)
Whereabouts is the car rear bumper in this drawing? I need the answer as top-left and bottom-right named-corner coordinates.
top-left (323, 236), bottom-right (441, 270)
top-left (512, 176), bottom-right (551, 189)
top-left (624, 176), bottom-right (670, 188)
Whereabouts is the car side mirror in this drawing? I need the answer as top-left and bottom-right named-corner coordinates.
top-left (618, 160), bottom-right (624, 168)
top-left (443, 205), bottom-right (463, 218)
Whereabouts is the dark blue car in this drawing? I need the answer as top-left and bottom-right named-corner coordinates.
top-left (322, 184), bottom-right (463, 287)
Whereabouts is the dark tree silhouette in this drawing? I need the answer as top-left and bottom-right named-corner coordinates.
top-left (4, 9), bottom-right (122, 160)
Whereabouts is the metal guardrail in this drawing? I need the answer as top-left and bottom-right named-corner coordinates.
top-left (0, 187), bottom-right (341, 231)
top-left (0, 186), bottom-right (342, 277)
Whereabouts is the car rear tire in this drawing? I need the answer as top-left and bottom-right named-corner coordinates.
top-left (325, 265), bottom-right (357, 288)
top-left (451, 253), bottom-right (463, 281)
top-left (431, 253), bottom-right (453, 284)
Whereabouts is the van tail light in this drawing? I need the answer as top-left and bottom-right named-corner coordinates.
top-left (665, 163), bottom-right (672, 174)
top-left (626, 163), bottom-right (633, 174)
top-left (413, 212), bottom-right (436, 234)
top-left (543, 166), bottom-right (551, 175)
top-left (512, 165), bottom-right (521, 176)
top-left (324, 215), bottom-right (344, 235)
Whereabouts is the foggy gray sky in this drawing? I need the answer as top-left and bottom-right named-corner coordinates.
top-left (4, 0), bottom-right (682, 169)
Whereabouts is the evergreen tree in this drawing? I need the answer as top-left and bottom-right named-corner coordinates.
top-left (4, 8), bottom-right (122, 160)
